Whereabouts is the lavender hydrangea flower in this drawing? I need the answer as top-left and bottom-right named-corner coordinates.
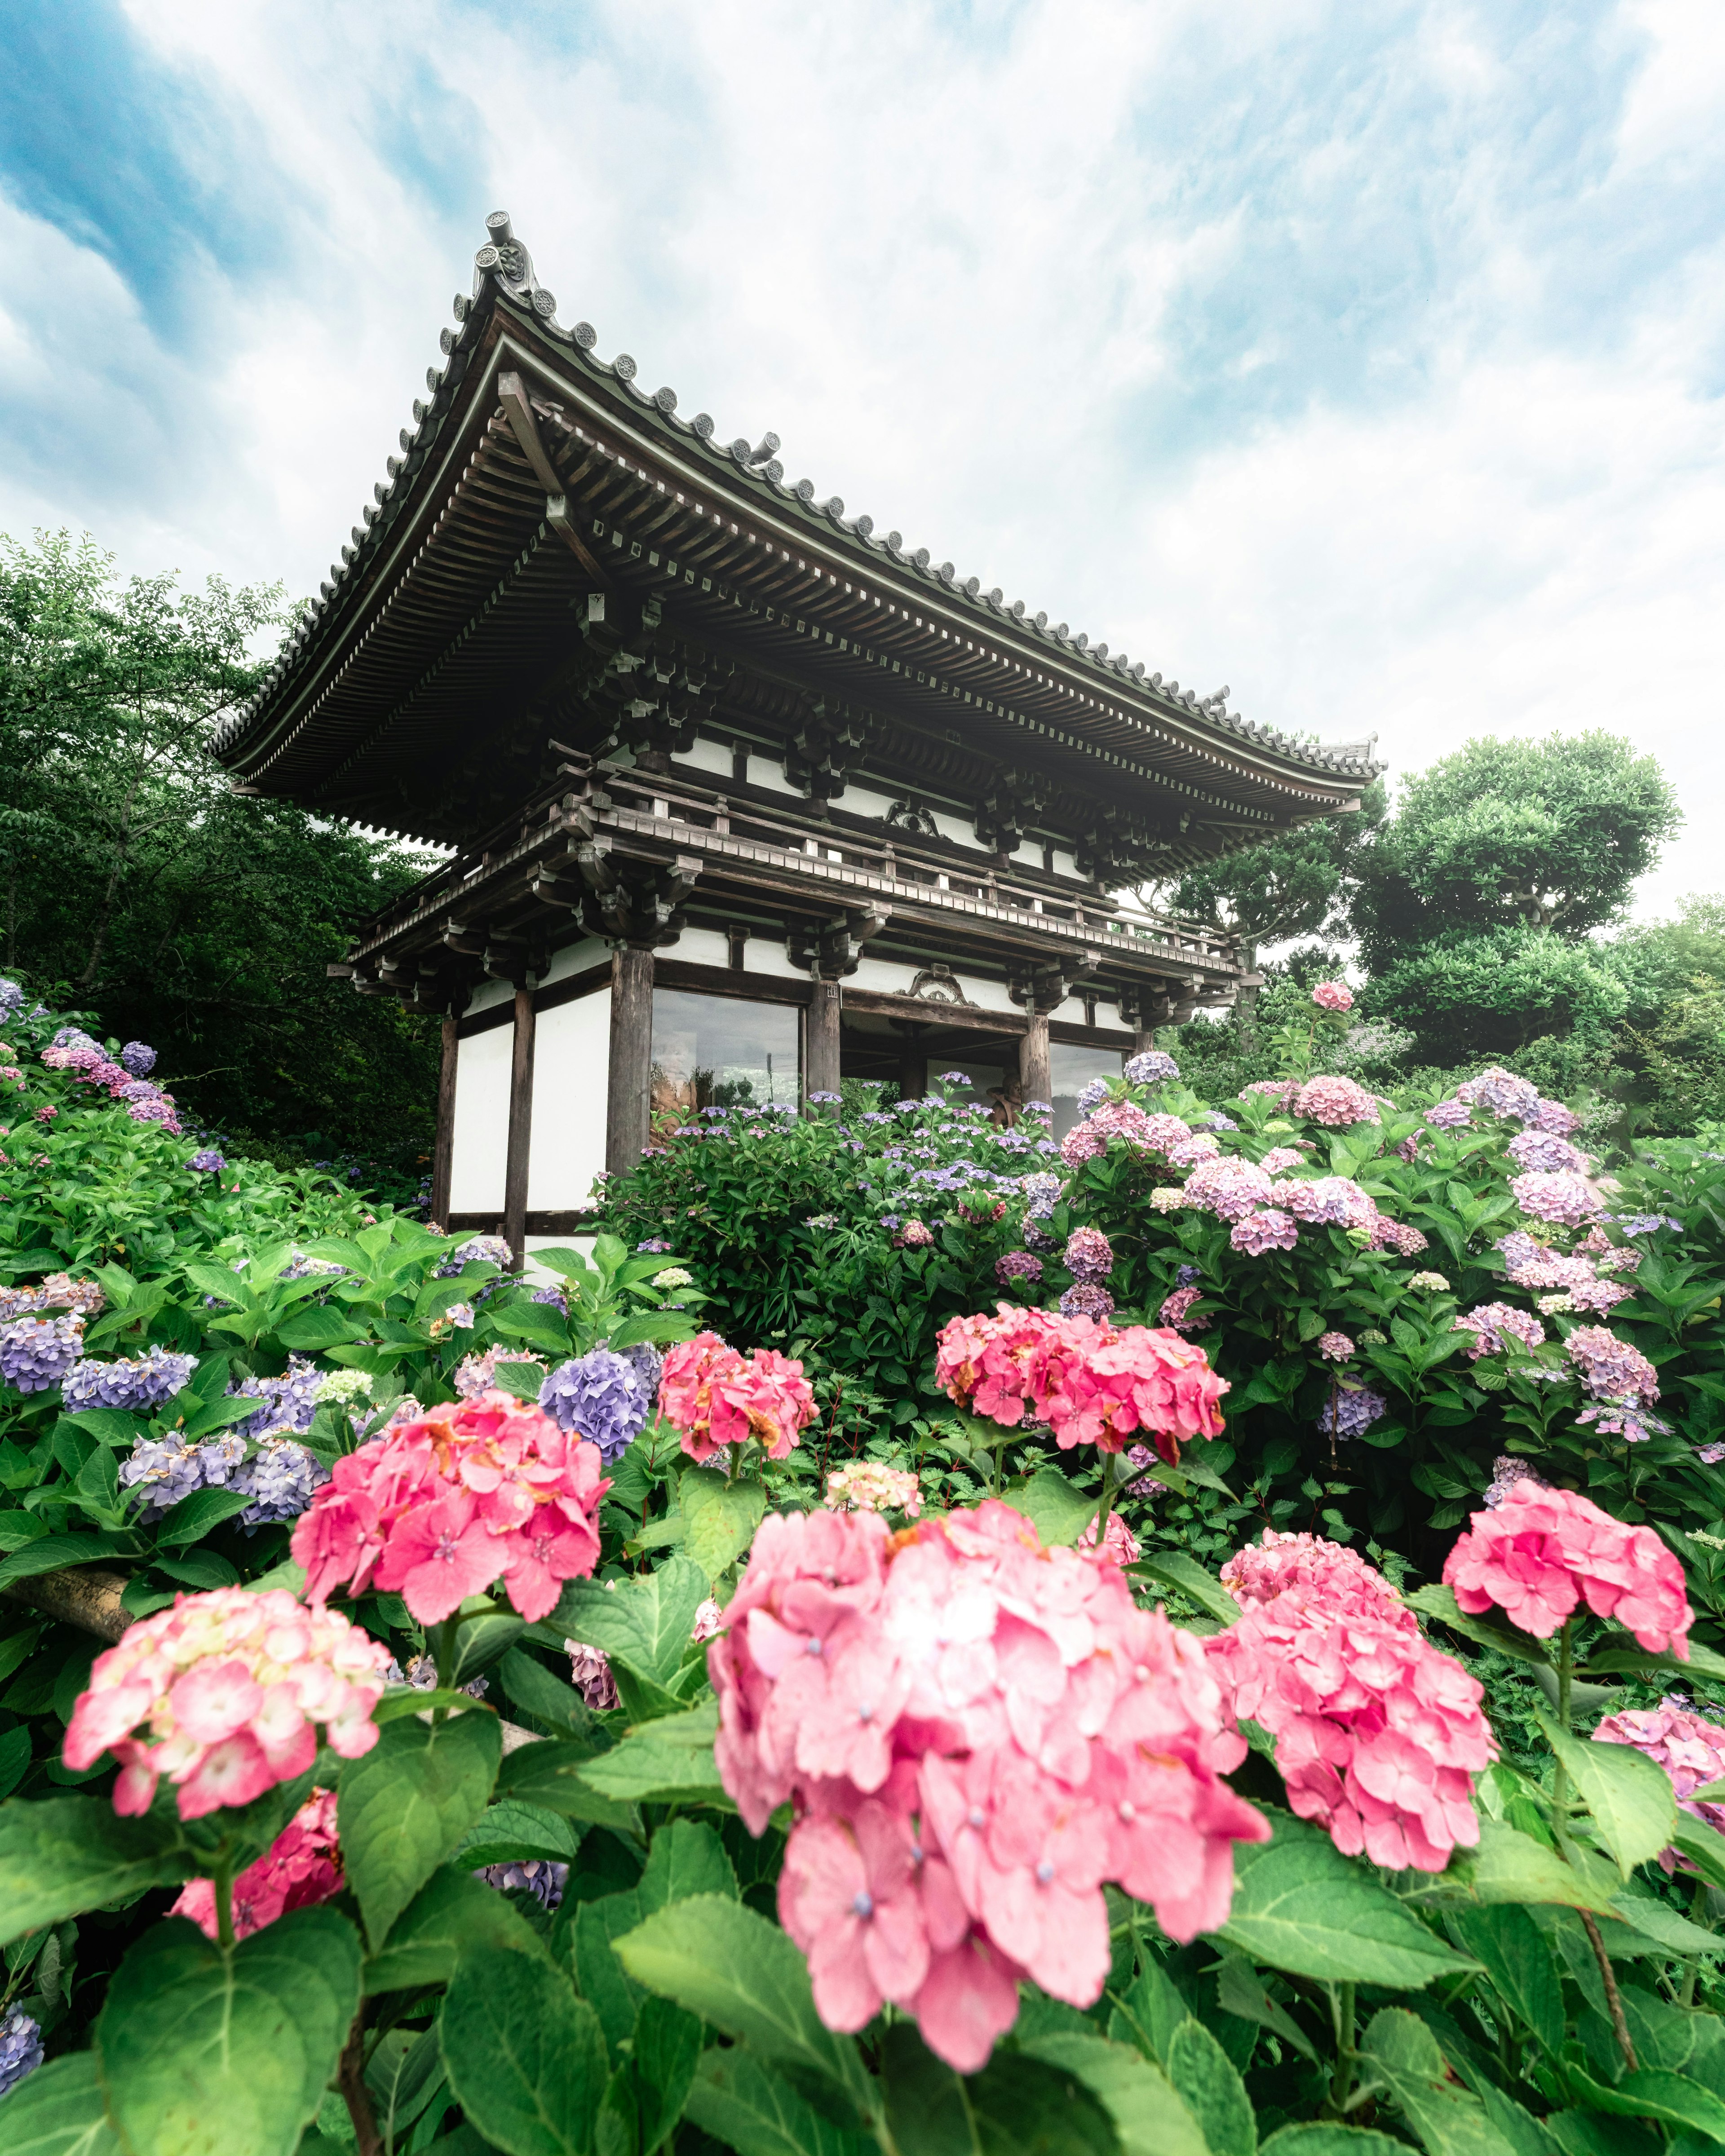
top-left (433, 1234), bottom-right (514, 1280)
top-left (118, 1438), bottom-right (208, 1520)
top-left (231, 1355), bottom-right (322, 1440)
top-left (1176, 1264), bottom-right (1202, 1288)
top-left (1424, 1099), bottom-right (1472, 1129)
top-left (1124, 1050), bottom-right (1179, 1084)
top-left (540, 1348), bottom-right (652, 1461)
top-left (475, 1860), bottom-right (568, 1909)
top-left (119, 1041), bottom-right (157, 1076)
top-left (1484, 1455), bottom-right (1553, 1507)
top-left (531, 1284), bottom-right (569, 1314)
top-left (0, 2006), bottom-right (44, 2097)
top-left (230, 1436), bottom-right (331, 1528)
top-left (62, 1344), bottom-right (198, 1414)
top-left (1455, 1067), bottom-right (1542, 1120)
top-left (0, 1313), bottom-right (84, 1393)
top-left (1193, 1110), bottom-right (1239, 1132)
top-left (995, 1251), bottom-right (1044, 1287)
top-left (1315, 1387), bottom-right (1389, 1440)
top-left (187, 1149), bottom-right (226, 1172)
top-left (1059, 1283), bottom-right (1115, 1321)
top-left (280, 1251), bottom-right (346, 1283)
top-left (1075, 1078), bottom-right (1113, 1117)
top-left (0, 980), bottom-right (22, 1020)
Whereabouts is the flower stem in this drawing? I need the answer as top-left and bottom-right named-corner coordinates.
top-left (434, 1614), bottom-right (460, 1706)
top-left (1327, 1981), bottom-right (1357, 2113)
top-left (1552, 1620), bottom-right (1574, 1820)
top-left (337, 2005), bottom-right (384, 2156)
top-left (1579, 1910), bottom-right (1638, 2072)
top-left (212, 1851), bottom-right (237, 1953)
top-left (1095, 1451), bottom-right (1117, 1539)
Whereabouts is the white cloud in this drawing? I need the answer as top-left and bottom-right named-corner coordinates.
top-left (2, 0), bottom-right (1721, 917)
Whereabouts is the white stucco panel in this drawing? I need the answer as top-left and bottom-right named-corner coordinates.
top-left (448, 1026), bottom-right (512, 1215)
top-left (529, 990), bottom-right (613, 1210)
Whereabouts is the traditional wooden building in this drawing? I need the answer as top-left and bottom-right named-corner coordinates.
top-left (214, 212), bottom-right (1380, 1254)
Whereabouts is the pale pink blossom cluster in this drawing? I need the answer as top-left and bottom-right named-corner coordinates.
top-left (1209, 1532), bottom-right (1495, 1871)
top-left (1369, 1217), bottom-right (1430, 1256)
top-left (1166, 1131), bottom-right (1222, 1166)
top-left (1231, 1208), bottom-right (1299, 1255)
top-left (825, 1461), bottom-right (923, 1516)
top-left (171, 1789), bottom-right (343, 1940)
top-left (1512, 1171), bottom-right (1603, 1226)
top-left (291, 1391), bottom-right (610, 1625)
top-left (1076, 1509), bottom-right (1141, 1564)
top-left (658, 1333), bottom-right (816, 1463)
top-left (1292, 1075), bottom-right (1380, 1127)
top-left (65, 1589), bottom-right (392, 1819)
top-left (1311, 981), bottom-right (1354, 1012)
top-left (1183, 1156), bottom-right (1275, 1222)
top-left (1500, 1244), bottom-right (1630, 1318)
top-left (1317, 1332), bottom-right (1355, 1361)
top-left (1452, 1302), bottom-right (1547, 1359)
top-left (1592, 1699), bottom-right (1725, 1867)
top-left (1564, 1324), bottom-right (1660, 1403)
top-left (1443, 1481), bottom-right (1692, 1655)
top-left (935, 1305), bottom-right (1229, 1462)
top-left (1273, 1175), bottom-right (1378, 1232)
top-left (1258, 1145), bottom-right (1309, 1175)
top-left (1059, 1102), bottom-right (1192, 1169)
top-left (712, 1502), bottom-right (1266, 2070)
top-left (1241, 1078), bottom-right (1300, 1107)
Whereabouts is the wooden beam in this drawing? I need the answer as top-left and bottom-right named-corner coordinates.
top-left (504, 986), bottom-right (536, 1265)
top-left (496, 370), bottom-right (612, 585)
top-left (432, 1014), bottom-right (459, 1225)
top-left (606, 947), bottom-right (655, 1175)
top-left (1022, 1011), bottom-right (1052, 1108)
top-left (806, 981), bottom-right (841, 1105)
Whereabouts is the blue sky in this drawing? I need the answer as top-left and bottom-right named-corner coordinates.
top-left (1, 0), bottom-right (1721, 914)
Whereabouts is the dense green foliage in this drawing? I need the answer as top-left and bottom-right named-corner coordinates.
top-left (0, 531), bottom-right (441, 1184)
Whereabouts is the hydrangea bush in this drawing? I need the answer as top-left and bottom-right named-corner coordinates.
top-left (7, 978), bottom-right (1725, 2149)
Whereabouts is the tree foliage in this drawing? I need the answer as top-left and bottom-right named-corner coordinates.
top-left (0, 531), bottom-right (441, 1167)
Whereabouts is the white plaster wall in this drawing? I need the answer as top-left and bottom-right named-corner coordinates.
top-left (540, 937), bottom-right (608, 988)
top-left (678, 736), bottom-right (733, 781)
top-left (465, 976), bottom-right (514, 1019)
top-left (842, 782), bottom-right (901, 822)
top-left (529, 991), bottom-right (613, 1210)
top-left (674, 927), bottom-right (730, 969)
top-left (449, 1025), bottom-right (513, 1214)
top-left (739, 750), bottom-right (799, 797)
top-left (736, 940), bottom-right (805, 981)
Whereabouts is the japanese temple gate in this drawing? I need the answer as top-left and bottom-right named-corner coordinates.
top-left (215, 212), bottom-right (1380, 1257)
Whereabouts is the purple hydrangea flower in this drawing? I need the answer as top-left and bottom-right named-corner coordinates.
top-left (119, 1041), bottom-right (157, 1076)
top-left (231, 1355), bottom-right (323, 1440)
top-left (62, 1345), bottom-right (198, 1413)
top-left (540, 1348), bottom-right (652, 1461)
top-left (1230, 1209), bottom-right (1300, 1256)
top-left (433, 1234), bottom-right (513, 1280)
top-left (1424, 1100), bottom-right (1472, 1130)
top-left (118, 1436), bottom-right (247, 1521)
top-left (230, 1436), bottom-right (331, 1528)
top-left (1064, 1227), bottom-right (1115, 1282)
top-left (1059, 1283), bottom-right (1115, 1321)
top-left (1194, 1110), bottom-right (1239, 1132)
top-left (995, 1250), bottom-right (1044, 1287)
top-left (1124, 1050), bottom-right (1179, 1084)
top-left (0, 980), bottom-right (22, 1020)
top-left (1019, 1172), bottom-right (1062, 1219)
top-left (0, 1313), bottom-right (84, 1393)
top-left (1484, 1455), bottom-right (1553, 1507)
top-left (1176, 1264), bottom-right (1202, 1288)
top-left (531, 1284), bottom-right (569, 1314)
top-left (1076, 1078), bottom-right (1113, 1117)
top-left (476, 1860), bottom-right (568, 1909)
top-left (187, 1149), bottom-right (226, 1172)
top-left (0, 2006), bottom-right (44, 2097)
top-left (1315, 1387), bottom-right (1389, 1440)
top-left (1456, 1067), bottom-right (1542, 1120)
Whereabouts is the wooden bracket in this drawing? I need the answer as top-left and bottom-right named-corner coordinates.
top-left (498, 370), bottom-right (610, 585)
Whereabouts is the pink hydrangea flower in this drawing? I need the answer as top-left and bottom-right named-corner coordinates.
top-left (1292, 1075), bottom-right (1380, 1128)
top-left (1240, 1078), bottom-right (1300, 1107)
top-left (291, 1391), bottom-right (610, 1624)
top-left (1369, 1217), bottom-right (1429, 1257)
top-left (1076, 1510), bottom-right (1141, 1564)
top-left (1159, 1285), bottom-right (1209, 1334)
top-left (1167, 1131), bottom-right (1222, 1166)
top-left (1063, 1227), bottom-right (1114, 1281)
top-left (1273, 1176), bottom-right (1377, 1232)
top-left (1183, 1157), bottom-right (1275, 1222)
top-left (1060, 1103), bottom-right (1191, 1169)
top-left (1564, 1325), bottom-right (1660, 1403)
top-left (1317, 1332), bottom-right (1355, 1362)
top-left (1231, 1208), bottom-right (1299, 1255)
top-left (1443, 1482), bottom-right (1692, 1655)
top-left (935, 1305), bottom-right (1230, 1463)
top-left (64, 1590), bottom-right (391, 1820)
top-left (713, 1502), bottom-right (1266, 2070)
top-left (1210, 1533), bottom-right (1494, 1872)
top-left (1258, 1146), bottom-right (1308, 1175)
top-left (171, 1789), bottom-right (343, 1940)
top-left (1452, 1302), bottom-right (1546, 1359)
top-left (1513, 1171), bottom-right (1602, 1226)
top-left (1311, 981), bottom-right (1354, 1012)
top-left (658, 1333), bottom-right (816, 1463)
top-left (1592, 1700), bottom-right (1725, 1868)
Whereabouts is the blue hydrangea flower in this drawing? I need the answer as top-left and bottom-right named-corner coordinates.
top-left (187, 1149), bottom-right (226, 1172)
top-left (0, 979), bottom-right (22, 1020)
top-left (540, 1349), bottom-right (652, 1462)
top-left (119, 1041), bottom-right (157, 1076)
top-left (433, 1234), bottom-right (513, 1280)
top-left (531, 1284), bottom-right (569, 1314)
top-left (1176, 1264), bottom-right (1202, 1288)
top-left (62, 1345), bottom-right (198, 1413)
top-left (118, 1438), bottom-right (206, 1520)
top-left (0, 2006), bottom-right (44, 2097)
top-left (1316, 1388), bottom-right (1389, 1440)
top-left (231, 1355), bottom-right (322, 1440)
top-left (230, 1436), bottom-right (331, 1529)
top-left (476, 1860), bottom-right (567, 1909)
top-left (1124, 1051), bottom-right (1180, 1085)
top-left (1076, 1078), bottom-right (1113, 1117)
top-left (0, 1314), bottom-right (84, 1394)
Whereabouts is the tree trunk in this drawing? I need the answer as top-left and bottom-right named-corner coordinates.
top-left (78, 771), bottom-right (143, 992)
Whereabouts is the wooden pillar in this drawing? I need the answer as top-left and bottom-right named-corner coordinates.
top-left (806, 981), bottom-right (841, 1105)
top-left (1132, 1027), bottom-right (1156, 1055)
top-left (606, 946), bottom-right (655, 1177)
top-left (504, 986), bottom-right (536, 1266)
top-left (1022, 1011), bottom-right (1052, 1108)
top-left (430, 1014), bottom-right (459, 1228)
top-left (897, 1042), bottom-right (926, 1102)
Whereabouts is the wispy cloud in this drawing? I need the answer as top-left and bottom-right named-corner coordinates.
top-left (1, 0), bottom-right (1720, 912)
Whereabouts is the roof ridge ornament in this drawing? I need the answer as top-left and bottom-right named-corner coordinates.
top-left (474, 210), bottom-right (556, 319)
